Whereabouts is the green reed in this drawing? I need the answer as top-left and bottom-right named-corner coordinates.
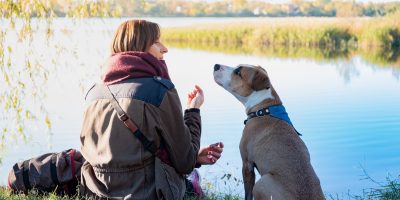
top-left (162, 16), bottom-right (400, 51)
top-left (164, 17), bottom-right (400, 69)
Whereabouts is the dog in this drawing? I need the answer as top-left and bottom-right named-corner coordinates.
top-left (213, 64), bottom-right (324, 200)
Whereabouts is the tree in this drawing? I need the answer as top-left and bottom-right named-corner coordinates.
top-left (335, 1), bottom-right (363, 17)
top-left (0, 0), bottom-right (117, 160)
top-left (231, 0), bottom-right (248, 14)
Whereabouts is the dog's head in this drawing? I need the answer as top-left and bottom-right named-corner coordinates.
top-left (213, 64), bottom-right (276, 110)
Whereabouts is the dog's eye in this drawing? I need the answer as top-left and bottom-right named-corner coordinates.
top-left (234, 67), bottom-right (242, 77)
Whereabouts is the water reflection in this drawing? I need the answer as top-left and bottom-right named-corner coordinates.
top-left (165, 41), bottom-right (400, 69)
top-left (334, 60), bottom-right (360, 83)
top-left (359, 47), bottom-right (400, 69)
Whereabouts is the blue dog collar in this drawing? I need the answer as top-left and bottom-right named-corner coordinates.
top-left (244, 104), bottom-right (301, 136)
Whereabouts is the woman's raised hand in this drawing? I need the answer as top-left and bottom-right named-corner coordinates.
top-left (196, 142), bottom-right (224, 165)
top-left (187, 85), bottom-right (204, 109)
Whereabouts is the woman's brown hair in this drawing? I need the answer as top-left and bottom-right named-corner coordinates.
top-left (111, 19), bottom-right (160, 54)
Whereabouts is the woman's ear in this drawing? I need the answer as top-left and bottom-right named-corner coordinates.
top-left (251, 67), bottom-right (271, 91)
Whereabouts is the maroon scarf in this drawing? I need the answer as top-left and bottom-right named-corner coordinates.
top-left (102, 51), bottom-right (171, 85)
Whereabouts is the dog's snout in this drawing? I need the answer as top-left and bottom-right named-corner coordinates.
top-left (214, 64), bottom-right (221, 71)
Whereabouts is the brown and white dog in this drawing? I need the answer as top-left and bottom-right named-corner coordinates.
top-left (213, 64), bottom-right (324, 200)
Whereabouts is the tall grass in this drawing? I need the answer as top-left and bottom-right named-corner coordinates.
top-left (2, 160), bottom-right (399, 200)
top-left (0, 187), bottom-right (81, 200)
top-left (327, 170), bottom-right (400, 200)
top-left (163, 16), bottom-right (400, 68)
top-left (162, 17), bottom-right (400, 49)
top-left (0, 187), bottom-right (241, 200)
top-left (1, 172), bottom-right (399, 200)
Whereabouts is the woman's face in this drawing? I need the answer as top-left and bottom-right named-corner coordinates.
top-left (147, 40), bottom-right (168, 60)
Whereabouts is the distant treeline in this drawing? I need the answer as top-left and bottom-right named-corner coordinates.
top-left (48, 0), bottom-right (400, 18)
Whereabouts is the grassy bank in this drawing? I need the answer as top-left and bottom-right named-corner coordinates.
top-left (0, 187), bottom-right (241, 200)
top-left (162, 15), bottom-right (400, 50)
top-left (1, 174), bottom-right (399, 200)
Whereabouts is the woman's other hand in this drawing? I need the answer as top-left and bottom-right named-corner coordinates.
top-left (196, 142), bottom-right (224, 165)
top-left (187, 85), bottom-right (204, 109)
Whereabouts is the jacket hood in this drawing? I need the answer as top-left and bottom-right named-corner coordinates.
top-left (102, 51), bottom-right (171, 85)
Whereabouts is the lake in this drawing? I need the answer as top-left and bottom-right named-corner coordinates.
top-left (0, 18), bottom-right (399, 197)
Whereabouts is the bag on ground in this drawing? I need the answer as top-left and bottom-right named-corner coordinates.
top-left (8, 149), bottom-right (85, 196)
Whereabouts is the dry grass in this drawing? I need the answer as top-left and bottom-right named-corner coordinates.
top-left (162, 16), bottom-right (400, 49)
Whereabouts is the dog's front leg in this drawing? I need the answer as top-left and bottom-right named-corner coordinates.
top-left (243, 162), bottom-right (255, 200)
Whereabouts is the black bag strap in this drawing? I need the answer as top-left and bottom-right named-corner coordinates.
top-left (22, 160), bottom-right (31, 190)
top-left (101, 83), bottom-right (158, 155)
top-left (50, 155), bottom-right (60, 186)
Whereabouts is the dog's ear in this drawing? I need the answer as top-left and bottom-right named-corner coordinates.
top-left (251, 67), bottom-right (270, 91)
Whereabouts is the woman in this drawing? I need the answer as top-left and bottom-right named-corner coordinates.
top-left (80, 19), bottom-right (223, 199)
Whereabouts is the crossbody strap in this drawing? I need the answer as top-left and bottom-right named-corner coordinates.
top-left (101, 83), bottom-right (158, 155)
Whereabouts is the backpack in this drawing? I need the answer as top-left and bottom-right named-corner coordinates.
top-left (8, 149), bottom-right (85, 196)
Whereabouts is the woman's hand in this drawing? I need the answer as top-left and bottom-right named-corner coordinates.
top-left (196, 142), bottom-right (224, 165)
top-left (187, 85), bottom-right (204, 109)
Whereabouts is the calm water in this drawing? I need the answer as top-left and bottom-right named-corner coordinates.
top-left (0, 18), bottom-right (399, 197)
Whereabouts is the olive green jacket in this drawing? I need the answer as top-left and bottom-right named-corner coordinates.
top-left (80, 77), bottom-right (201, 199)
